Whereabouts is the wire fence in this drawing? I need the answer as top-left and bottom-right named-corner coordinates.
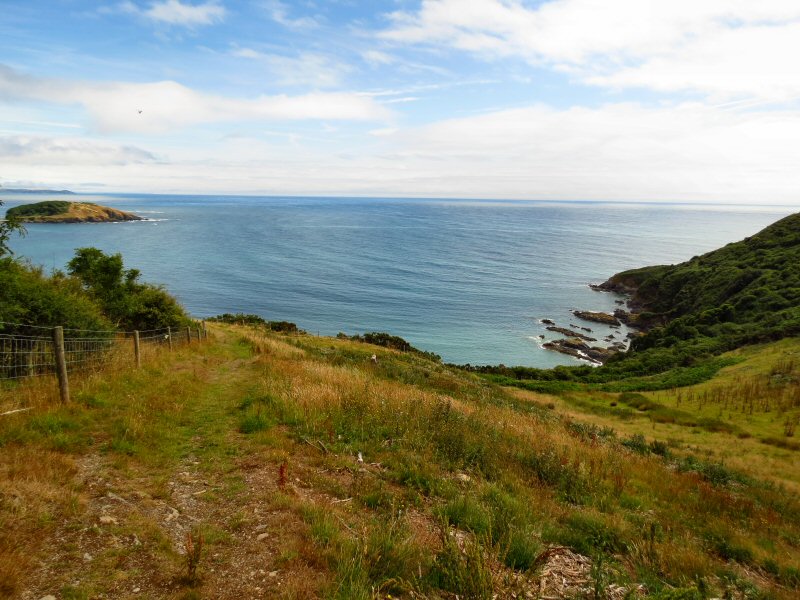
top-left (0, 321), bottom-right (207, 384)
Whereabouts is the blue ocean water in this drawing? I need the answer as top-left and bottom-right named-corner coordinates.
top-left (4, 194), bottom-right (797, 367)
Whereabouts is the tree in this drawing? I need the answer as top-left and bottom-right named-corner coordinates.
top-left (0, 199), bottom-right (26, 257)
top-left (67, 247), bottom-right (188, 330)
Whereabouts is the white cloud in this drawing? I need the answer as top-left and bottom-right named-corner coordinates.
top-left (139, 0), bottom-right (225, 26)
top-left (263, 1), bottom-right (320, 30)
top-left (362, 50), bottom-right (395, 67)
top-left (0, 64), bottom-right (391, 134)
top-left (369, 101), bottom-right (800, 201)
top-left (380, 0), bottom-right (800, 100)
top-left (231, 48), bottom-right (352, 88)
top-left (0, 135), bottom-right (157, 165)
top-left (9, 101), bottom-right (800, 204)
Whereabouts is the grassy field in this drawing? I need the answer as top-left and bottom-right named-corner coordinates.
top-left (510, 338), bottom-right (800, 493)
top-left (1, 325), bottom-right (799, 599)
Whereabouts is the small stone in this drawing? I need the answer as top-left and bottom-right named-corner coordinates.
top-left (254, 524), bottom-right (267, 532)
top-left (456, 473), bottom-right (471, 483)
top-left (83, 553), bottom-right (92, 561)
top-left (40, 596), bottom-right (57, 600)
top-left (99, 515), bottom-right (118, 525)
top-left (256, 533), bottom-right (269, 541)
top-left (268, 571), bottom-right (279, 577)
top-left (133, 587), bottom-right (140, 593)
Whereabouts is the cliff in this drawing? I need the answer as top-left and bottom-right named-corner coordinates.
top-left (596, 211), bottom-right (800, 353)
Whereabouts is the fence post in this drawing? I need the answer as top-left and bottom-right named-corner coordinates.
top-left (134, 330), bottom-right (141, 368)
top-left (202, 321), bottom-right (207, 340)
top-left (27, 340), bottom-right (35, 377)
top-left (167, 326), bottom-right (173, 351)
top-left (52, 326), bottom-right (70, 404)
top-left (186, 326), bottom-right (192, 344)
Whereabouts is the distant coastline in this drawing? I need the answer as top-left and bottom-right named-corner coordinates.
top-left (0, 187), bottom-right (74, 195)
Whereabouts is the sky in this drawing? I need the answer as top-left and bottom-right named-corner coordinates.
top-left (1, 0), bottom-right (800, 203)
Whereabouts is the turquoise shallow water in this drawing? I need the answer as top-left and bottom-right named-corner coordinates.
top-left (4, 194), bottom-right (797, 366)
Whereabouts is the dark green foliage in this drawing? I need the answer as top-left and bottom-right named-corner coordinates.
top-left (68, 247), bottom-right (189, 330)
top-left (6, 200), bottom-right (71, 219)
top-left (0, 198), bottom-right (26, 257)
top-left (0, 258), bottom-right (111, 335)
top-left (703, 530), bottom-right (754, 564)
top-left (208, 313), bottom-right (300, 333)
top-left (463, 212), bottom-right (800, 392)
top-left (349, 331), bottom-right (442, 362)
top-left (558, 513), bottom-right (626, 556)
top-left (616, 213), bottom-right (800, 363)
top-left (676, 456), bottom-right (751, 487)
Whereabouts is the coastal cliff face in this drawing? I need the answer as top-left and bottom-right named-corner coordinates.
top-left (6, 201), bottom-right (143, 223)
top-left (541, 210), bottom-right (800, 366)
top-left (595, 211), bottom-right (800, 353)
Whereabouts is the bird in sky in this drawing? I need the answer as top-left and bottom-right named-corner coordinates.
top-left (137, 109), bottom-right (143, 114)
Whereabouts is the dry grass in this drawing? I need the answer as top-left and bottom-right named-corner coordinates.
top-left (1, 324), bottom-right (799, 598)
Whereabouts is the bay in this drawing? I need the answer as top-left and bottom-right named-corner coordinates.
top-left (4, 194), bottom-right (797, 367)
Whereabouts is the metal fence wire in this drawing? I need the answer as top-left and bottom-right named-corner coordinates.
top-left (0, 322), bottom-right (204, 382)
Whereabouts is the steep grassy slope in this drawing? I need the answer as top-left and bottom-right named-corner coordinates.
top-left (470, 212), bottom-right (800, 390)
top-left (607, 211), bottom-right (800, 352)
top-left (1, 326), bottom-right (798, 599)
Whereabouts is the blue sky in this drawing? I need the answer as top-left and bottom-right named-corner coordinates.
top-left (2, 0), bottom-right (800, 202)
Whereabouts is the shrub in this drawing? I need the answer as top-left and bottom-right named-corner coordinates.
top-left (67, 247), bottom-right (189, 330)
top-left (0, 258), bottom-right (111, 335)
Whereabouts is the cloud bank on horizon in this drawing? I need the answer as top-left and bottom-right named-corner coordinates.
top-left (1, 0), bottom-right (800, 203)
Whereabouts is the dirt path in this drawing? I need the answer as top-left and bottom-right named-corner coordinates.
top-left (16, 335), bottom-right (335, 599)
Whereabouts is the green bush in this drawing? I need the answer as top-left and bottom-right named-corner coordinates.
top-left (67, 247), bottom-right (189, 330)
top-left (0, 258), bottom-right (111, 335)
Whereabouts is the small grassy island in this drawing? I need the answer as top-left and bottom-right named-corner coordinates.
top-left (5, 200), bottom-right (143, 223)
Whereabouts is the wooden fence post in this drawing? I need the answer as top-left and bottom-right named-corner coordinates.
top-left (186, 326), bottom-right (191, 344)
top-left (27, 341), bottom-right (35, 377)
top-left (52, 326), bottom-right (70, 404)
top-left (167, 326), bottom-right (173, 351)
top-left (134, 330), bottom-right (141, 368)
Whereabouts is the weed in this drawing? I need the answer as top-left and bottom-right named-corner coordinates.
top-left (439, 495), bottom-right (491, 536)
top-left (703, 530), bottom-right (753, 565)
top-left (430, 521), bottom-right (493, 599)
top-left (559, 512), bottom-right (626, 556)
top-left (184, 529), bottom-right (204, 585)
top-left (278, 458), bottom-right (288, 489)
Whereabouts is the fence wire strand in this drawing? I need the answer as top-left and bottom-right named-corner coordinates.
top-left (1, 324), bottom-right (204, 382)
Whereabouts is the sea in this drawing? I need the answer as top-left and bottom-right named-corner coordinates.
top-left (3, 194), bottom-right (797, 367)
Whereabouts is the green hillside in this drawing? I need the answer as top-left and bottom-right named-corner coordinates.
top-left (471, 212), bottom-right (800, 390)
top-left (608, 211), bottom-right (800, 353)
